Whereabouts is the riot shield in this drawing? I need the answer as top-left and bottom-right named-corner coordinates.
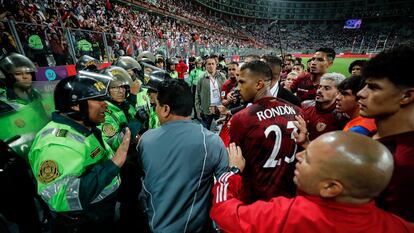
top-left (0, 80), bottom-right (57, 160)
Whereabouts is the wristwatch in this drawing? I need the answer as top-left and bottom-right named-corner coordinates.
top-left (229, 166), bottom-right (241, 174)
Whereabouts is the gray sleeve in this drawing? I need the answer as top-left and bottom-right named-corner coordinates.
top-left (210, 135), bottom-right (229, 178)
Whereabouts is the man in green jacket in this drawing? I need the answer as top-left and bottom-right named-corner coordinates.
top-left (28, 71), bottom-right (131, 233)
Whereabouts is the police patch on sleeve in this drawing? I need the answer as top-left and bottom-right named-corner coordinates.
top-left (38, 160), bottom-right (60, 184)
top-left (102, 123), bottom-right (116, 137)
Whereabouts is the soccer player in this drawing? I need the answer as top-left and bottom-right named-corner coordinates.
top-left (211, 133), bottom-right (414, 233)
top-left (357, 46), bottom-right (414, 222)
top-left (304, 72), bottom-right (346, 140)
top-left (229, 60), bottom-right (303, 203)
top-left (288, 48), bottom-right (335, 102)
top-left (348, 60), bottom-right (366, 77)
top-left (336, 76), bottom-right (376, 135)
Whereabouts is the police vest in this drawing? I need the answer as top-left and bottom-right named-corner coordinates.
top-left (77, 39), bottom-right (93, 52)
top-left (149, 106), bottom-right (159, 129)
top-left (29, 121), bottom-right (120, 212)
top-left (170, 71), bottom-right (178, 79)
top-left (98, 101), bottom-right (129, 151)
top-left (136, 88), bottom-right (149, 109)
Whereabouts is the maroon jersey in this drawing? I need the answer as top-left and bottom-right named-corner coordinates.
top-left (304, 103), bottom-right (346, 140)
top-left (229, 97), bottom-right (303, 203)
top-left (221, 78), bottom-right (237, 100)
top-left (289, 72), bottom-right (318, 102)
top-left (376, 131), bottom-right (414, 222)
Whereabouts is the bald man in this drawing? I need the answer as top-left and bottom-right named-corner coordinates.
top-left (211, 132), bottom-right (414, 233)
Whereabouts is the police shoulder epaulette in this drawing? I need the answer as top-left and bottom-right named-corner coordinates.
top-left (55, 129), bottom-right (68, 137)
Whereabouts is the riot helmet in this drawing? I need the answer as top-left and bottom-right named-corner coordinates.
top-left (155, 54), bottom-right (165, 69)
top-left (0, 53), bottom-right (37, 89)
top-left (113, 56), bottom-right (142, 81)
top-left (166, 57), bottom-right (178, 72)
top-left (195, 56), bottom-right (203, 67)
top-left (75, 55), bottom-right (100, 72)
top-left (144, 69), bottom-right (171, 93)
top-left (54, 71), bottom-right (111, 125)
top-left (137, 51), bottom-right (156, 67)
top-left (100, 66), bottom-right (132, 103)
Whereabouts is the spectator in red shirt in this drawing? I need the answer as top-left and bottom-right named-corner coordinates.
top-left (304, 72), bottom-right (347, 140)
top-left (357, 46), bottom-right (414, 222)
top-left (288, 48), bottom-right (335, 102)
top-left (229, 60), bottom-right (303, 203)
top-left (211, 132), bottom-right (414, 233)
top-left (175, 56), bottom-right (188, 79)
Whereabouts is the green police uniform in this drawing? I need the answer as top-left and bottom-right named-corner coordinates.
top-left (77, 39), bottom-right (93, 53)
top-left (149, 106), bottom-right (159, 129)
top-left (98, 101), bottom-right (129, 151)
top-left (170, 71), bottom-right (178, 79)
top-left (136, 88), bottom-right (149, 109)
top-left (189, 67), bottom-right (205, 86)
top-left (29, 113), bottom-right (120, 215)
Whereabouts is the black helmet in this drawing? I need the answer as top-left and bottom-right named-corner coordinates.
top-left (155, 54), bottom-right (164, 63)
top-left (75, 55), bottom-right (100, 72)
top-left (0, 53), bottom-right (37, 87)
top-left (167, 57), bottom-right (179, 66)
top-left (195, 56), bottom-right (203, 64)
top-left (54, 71), bottom-right (111, 114)
top-left (113, 56), bottom-right (142, 81)
top-left (137, 51), bottom-right (156, 66)
top-left (144, 70), bottom-right (171, 92)
top-left (100, 66), bottom-right (132, 89)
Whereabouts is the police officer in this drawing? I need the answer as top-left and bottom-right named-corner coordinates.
top-left (98, 66), bottom-right (148, 232)
top-left (0, 53), bottom-right (51, 159)
top-left (189, 57), bottom-right (205, 119)
top-left (0, 52), bottom-right (39, 106)
top-left (155, 54), bottom-right (165, 69)
top-left (166, 57), bottom-right (179, 79)
top-left (28, 71), bottom-right (131, 233)
top-left (113, 56), bottom-right (143, 108)
top-left (98, 66), bottom-right (138, 150)
top-left (137, 51), bottom-right (156, 75)
top-left (75, 55), bottom-right (100, 73)
top-left (113, 56), bottom-right (143, 82)
top-left (143, 70), bottom-right (172, 129)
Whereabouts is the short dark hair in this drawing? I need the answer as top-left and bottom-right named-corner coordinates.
top-left (205, 55), bottom-right (217, 63)
top-left (363, 46), bottom-right (414, 87)
top-left (240, 60), bottom-right (273, 82)
top-left (316, 47), bottom-right (336, 62)
top-left (337, 76), bottom-right (364, 96)
top-left (210, 54), bottom-right (219, 59)
top-left (261, 54), bottom-right (283, 68)
top-left (293, 63), bottom-right (305, 70)
top-left (228, 61), bottom-right (239, 66)
top-left (348, 60), bottom-right (367, 74)
top-left (157, 79), bottom-right (193, 116)
top-left (244, 54), bottom-right (261, 62)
